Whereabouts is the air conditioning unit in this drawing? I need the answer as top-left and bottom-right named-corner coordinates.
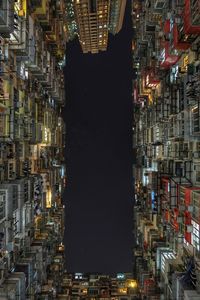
top-left (179, 205), bottom-right (185, 211)
top-left (152, 51), bottom-right (156, 57)
top-left (188, 205), bottom-right (193, 213)
top-left (186, 225), bottom-right (193, 233)
top-left (159, 188), bottom-right (164, 195)
top-left (25, 229), bottom-right (31, 237)
top-left (177, 217), bottom-right (183, 223)
top-left (167, 12), bottom-right (172, 19)
top-left (188, 151), bottom-right (193, 159)
top-left (175, 17), bottom-right (181, 24)
top-left (5, 220), bottom-right (12, 228)
top-left (191, 43), bottom-right (198, 51)
top-left (6, 241), bottom-right (14, 251)
top-left (17, 102), bottom-right (24, 109)
top-left (177, 235), bottom-right (184, 243)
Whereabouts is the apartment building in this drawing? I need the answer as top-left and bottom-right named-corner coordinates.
top-left (52, 272), bottom-right (140, 299)
top-left (0, 0), bottom-right (66, 299)
top-left (133, 0), bottom-right (200, 299)
top-left (66, 0), bottom-right (127, 54)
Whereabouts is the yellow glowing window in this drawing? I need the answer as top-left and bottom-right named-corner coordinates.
top-left (127, 280), bottom-right (138, 288)
top-left (46, 189), bottom-right (52, 208)
top-left (183, 55), bottom-right (189, 69)
top-left (118, 288), bottom-right (127, 294)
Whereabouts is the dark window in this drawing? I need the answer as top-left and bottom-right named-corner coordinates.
top-left (90, 0), bottom-right (96, 13)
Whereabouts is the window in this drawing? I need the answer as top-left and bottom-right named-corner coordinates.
top-left (195, 165), bottom-right (200, 183)
top-left (191, 220), bottom-right (200, 251)
top-left (192, 104), bottom-right (200, 133)
top-left (0, 191), bottom-right (5, 220)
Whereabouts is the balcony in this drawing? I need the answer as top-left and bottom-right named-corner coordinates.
top-left (191, 103), bottom-right (200, 134)
top-left (0, 0), bottom-right (14, 37)
top-left (43, 16), bottom-right (59, 46)
top-left (144, 69), bottom-right (160, 89)
top-left (172, 23), bottom-right (191, 50)
top-left (154, 0), bottom-right (166, 11)
top-left (184, 0), bottom-right (200, 34)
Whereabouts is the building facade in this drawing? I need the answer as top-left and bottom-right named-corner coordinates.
top-left (132, 0), bottom-right (200, 299)
top-left (55, 272), bottom-right (140, 299)
top-left (0, 0), bottom-right (67, 299)
top-left (66, 0), bottom-right (127, 54)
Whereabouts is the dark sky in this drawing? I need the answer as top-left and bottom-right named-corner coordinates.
top-left (63, 2), bottom-right (133, 274)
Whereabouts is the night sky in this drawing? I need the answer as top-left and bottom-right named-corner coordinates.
top-left (63, 2), bottom-right (133, 274)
